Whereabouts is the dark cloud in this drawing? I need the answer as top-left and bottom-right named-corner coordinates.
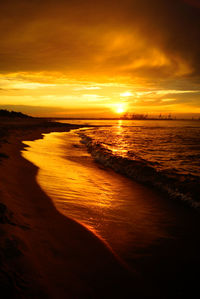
top-left (0, 0), bottom-right (200, 85)
top-left (133, 0), bottom-right (200, 76)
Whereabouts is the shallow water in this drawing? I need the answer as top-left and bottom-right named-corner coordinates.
top-left (22, 130), bottom-right (176, 261)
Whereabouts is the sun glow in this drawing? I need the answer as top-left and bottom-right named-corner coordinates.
top-left (120, 91), bottom-right (132, 97)
top-left (114, 103), bottom-right (127, 114)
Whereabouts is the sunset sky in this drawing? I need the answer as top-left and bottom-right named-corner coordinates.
top-left (0, 0), bottom-right (200, 118)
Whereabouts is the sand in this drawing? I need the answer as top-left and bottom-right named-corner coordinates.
top-left (0, 119), bottom-right (134, 298)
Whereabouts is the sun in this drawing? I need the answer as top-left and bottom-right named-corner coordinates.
top-left (116, 106), bottom-right (124, 113)
top-left (115, 103), bottom-right (126, 114)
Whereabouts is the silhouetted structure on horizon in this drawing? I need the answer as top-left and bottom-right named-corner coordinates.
top-left (121, 112), bottom-right (174, 120)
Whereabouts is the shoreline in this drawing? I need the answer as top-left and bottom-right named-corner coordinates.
top-left (0, 120), bottom-right (134, 298)
top-left (1, 119), bottom-right (200, 298)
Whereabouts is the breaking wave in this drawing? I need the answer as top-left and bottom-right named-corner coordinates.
top-left (79, 132), bottom-right (200, 208)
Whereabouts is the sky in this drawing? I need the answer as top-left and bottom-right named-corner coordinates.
top-left (0, 0), bottom-right (200, 118)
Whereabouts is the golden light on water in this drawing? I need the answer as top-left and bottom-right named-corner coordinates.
top-left (22, 131), bottom-right (169, 253)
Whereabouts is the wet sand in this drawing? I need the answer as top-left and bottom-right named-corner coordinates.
top-left (0, 119), bottom-right (134, 298)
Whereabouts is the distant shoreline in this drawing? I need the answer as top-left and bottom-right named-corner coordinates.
top-left (40, 117), bottom-right (200, 121)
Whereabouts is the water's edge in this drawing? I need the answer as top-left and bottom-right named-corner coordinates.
top-left (79, 132), bottom-right (200, 208)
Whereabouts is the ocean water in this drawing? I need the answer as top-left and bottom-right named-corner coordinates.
top-left (59, 119), bottom-right (200, 175)
top-left (79, 120), bottom-right (200, 177)
top-left (21, 120), bottom-right (200, 297)
top-left (61, 119), bottom-right (200, 206)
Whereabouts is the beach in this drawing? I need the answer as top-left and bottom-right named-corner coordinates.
top-left (0, 119), bottom-right (134, 298)
top-left (1, 118), bottom-right (200, 298)
top-left (0, 0), bottom-right (199, 296)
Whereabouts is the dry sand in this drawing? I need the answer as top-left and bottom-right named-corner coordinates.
top-left (0, 119), bottom-right (134, 298)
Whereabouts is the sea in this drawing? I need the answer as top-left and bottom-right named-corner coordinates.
top-left (22, 119), bottom-right (200, 263)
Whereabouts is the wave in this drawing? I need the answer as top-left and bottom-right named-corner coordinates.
top-left (78, 132), bottom-right (200, 209)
